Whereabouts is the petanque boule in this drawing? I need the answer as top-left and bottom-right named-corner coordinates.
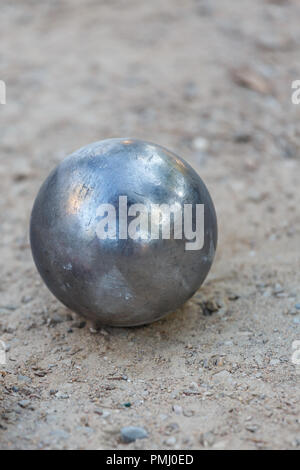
top-left (30, 138), bottom-right (217, 326)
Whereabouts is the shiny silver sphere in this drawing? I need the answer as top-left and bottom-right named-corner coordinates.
top-left (30, 139), bottom-right (217, 327)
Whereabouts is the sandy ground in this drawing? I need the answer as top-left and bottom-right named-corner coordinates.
top-left (0, 0), bottom-right (300, 450)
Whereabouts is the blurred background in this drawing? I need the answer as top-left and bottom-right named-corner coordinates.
top-left (0, 0), bottom-right (300, 450)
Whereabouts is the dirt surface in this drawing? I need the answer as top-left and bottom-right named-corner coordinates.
top-left (1, 0), bottom-right (300, 450)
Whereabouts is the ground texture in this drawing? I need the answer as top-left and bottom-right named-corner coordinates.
top-left (0, 0), bottom-right (300, 450)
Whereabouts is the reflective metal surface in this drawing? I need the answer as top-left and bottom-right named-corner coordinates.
top-left (30, 139), bottom-right (217, 326)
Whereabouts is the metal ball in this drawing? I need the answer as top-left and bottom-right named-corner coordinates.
top-left (30, 138), bottom-right (217, 326)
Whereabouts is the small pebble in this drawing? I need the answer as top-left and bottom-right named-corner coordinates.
top-left (189, 381), bottom-right (198, 391)
top-left (200, 431), bottom-right (215, 447)
top-left (18, 400), bottom-right (31, 408)
top-left (55, 391), bottom-right (69, 399)
top-left (17, 375), bottom-right (32, 384)
top-left (121, 426), bottom-right (148, 443)
top-left (172, 405), bottom-right (182, 415)
top-left (192, 136), bottom-right (209, 152)
top-left (270, 359), bottom-right (280, 366)
top-left (165, 436), bottom-right (176, 447)
top-left (212, 370), bottom-right (233, 384)
top-left (94, 408), bottom-right (110, 418)
top-left (246, 425), bottom-right (258, 433)
top-left (273, 284), bottom-right (284, 295)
